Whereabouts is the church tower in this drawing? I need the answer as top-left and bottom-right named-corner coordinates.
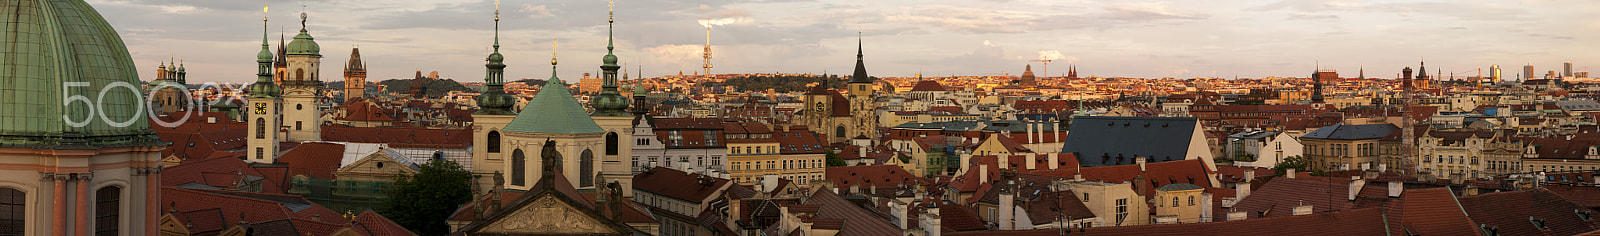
top-left (847, 33), bottom-right (878, 140)
top-left (248, 8), bottom-right (284, 164)
top-left (274, 34), bottom-right (288, 86)
top-left (490, 39), bottom-right (607, 192)
top-left (282, 10), bottom-right (323, 142)
top-left (589, 1), bottom-right (636, 198)
top-left (471, 1), bottom-right (520, 196)
top-left (344, 46), bottom-right (366, 101)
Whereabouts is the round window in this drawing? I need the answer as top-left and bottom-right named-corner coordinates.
top-left (296, 104), bottom-right (303, 110)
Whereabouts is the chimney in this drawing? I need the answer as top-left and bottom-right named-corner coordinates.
top-left (1293, 204), bottom-right (1313, 216)
top-left (892, 201), bottom-right (909, 229)
top-left (763, 174), bottom-right (780, 193)
top-left (1025, 154), bottom-right (1037, 170)
top-left (1236, 179), bottom-right (1252, 202)
top-left (979, 165), bottom-right (989, 184)
top-left (1227, 210), bottom-right (1247, 221)
top-left (1348, 176), bottom-right (1366, 202)
top-left (1053, 119), bottom-right (1061, 145)
top-left (1388, 181), bottom-right (1403, 198)
top-left (1027, 121), bottom-right (1036, 145)
top-left (1073, 171), bottom-right (1083, 181)
top-left (999, 180), bottom-right (1016, 230)
top-left (1047, 153), bottom-right (1060, 170)
top-left (1201, 192), bottom-right (1214, 223)
top-left (998, 153), bottom-right (1011, 170)
top-left (1287, 168), bottom-right (1296, 179)
top-left (311, 214), bottom-right (320, 222)
top-left (870, 184), bottom-right (877, 195)
top-left (1136, 157), bottom-right (1147, 173)
top-left (850, 184), bottom-right (859, 194)
top-left (676, 161), bottom-right (691, 172)
top-left (1378, 164), bottom-right (1387, 173)
top-left (922, 205), bottom-right (942, 236)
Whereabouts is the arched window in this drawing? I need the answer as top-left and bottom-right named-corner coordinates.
top-left (95, 187), bottom-right (120, 236)
top-left (511, 149), bottom-right (526, 186)
top-left (255, 118), bottom-right (266, 139)
top-left (0, 188), bottom-right (23, 235)
top-left (606, 132), bottom-right (619, 155)
top-left (296, 68), bottom-right (305, 81)
top-left (581, 149), bottom-right (595, 187)
top-left (836, 126), bottom-right (847, 138)
top-left (486, 131), bottom-right (501, 153)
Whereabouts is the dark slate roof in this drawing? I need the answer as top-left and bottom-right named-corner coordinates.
top-left (1061, 116), bottom-right (1200, 167)
top-left (1154, 183), bottom-right (1203, 191)
top-left (1301, 123), bottom-right (1399, 140)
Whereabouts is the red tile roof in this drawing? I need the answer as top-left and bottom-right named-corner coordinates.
top-left (1224, 177), bottom-right (1388, 221)
top-left (163, 155), bottom-right (284, 194)
top-left (937, 204), bottom-right (988, 232)
top-left (1027, 159), bottom-right (1216, 197)
top-left (948, 206), bottom-right (1392, 236)
top-left (801, 190), bottom-right (903, 235)
top-left (910, 80), bottom-right (947, 91)
top-left (350, 210), bottom-right (419, 236)
top-left (634, 167), bottom-right (730, 202)
top-left (1384, 187), bottom-right (1480, 236)
top-left (1545, 184), bottom-right (1600, 210)
top-left (321, 127), bottom-right (471, 149)
top-left (825, 165), bottom-right (933, 190)
top-left (1459, 189), bottom-right (1598, 236)
top-left (273, 142), bottom-right (347, 180)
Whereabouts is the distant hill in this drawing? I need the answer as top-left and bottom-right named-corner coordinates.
top-left (512, 79), bottom-right (549, 87)
top-left (378, 78), bottom-right (476, 97)
top-left (708, 75), bottom-right (850, 93)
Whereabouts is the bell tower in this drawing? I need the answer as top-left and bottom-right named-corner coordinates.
top-left (590, 0), bottom-right (636, 198)
top-left (282, 10), bottom-right (323, 142)
top-left (344, 46), bottom-right (366, 101)
top-left (846, 31), bottom-right (878, 140)
top-left (472, 0), bottom-right (520, 196)
top-left (248, 6), bottom-right (283, 164)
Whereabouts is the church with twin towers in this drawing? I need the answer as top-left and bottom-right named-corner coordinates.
top-left (239, 1), bottom-right (643, 197)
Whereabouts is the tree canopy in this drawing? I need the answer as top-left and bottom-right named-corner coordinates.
top-left (378, 159), bottom-right (474, 235)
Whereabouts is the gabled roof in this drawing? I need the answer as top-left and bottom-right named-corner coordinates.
top-left (1061, 117), bottom-right (1201, 167)
top-left (945, 207), bottom-right (1392, 236)
top-left (1384, 187), bottom-right (1481, 236)
top-left (503, 79), bottom-right (605, 134)
top-left (800, 190), bottom-right (901, 235)
top-left (910, 80), bottom-right (946, 91)
top-left (1459, 188), bottom-right (1598, 236)
top-left (825, 165), bottom-right (932, 190)
top-left (274, 142), bottom-right (347, 180)
top-left (633, 167), bottom-right (730, 203)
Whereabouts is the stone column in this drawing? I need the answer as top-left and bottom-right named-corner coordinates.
top-left (75, 173), bottom-right (92, 236)
top-left (146, 167), bottom-right (162, 236)
top-left (52, 174), bottom-right (67, 236)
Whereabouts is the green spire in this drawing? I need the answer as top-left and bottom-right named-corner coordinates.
top-left (590, 0), bottom-right (630, 117)
top-left (249, 7), bottom-right (280, 98)
top-left (476, 1), bottom-right (515, 115)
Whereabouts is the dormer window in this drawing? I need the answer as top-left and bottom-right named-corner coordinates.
top-left (1530, 217), bottom-right (1548, 230)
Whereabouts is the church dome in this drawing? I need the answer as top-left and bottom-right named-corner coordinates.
top-left (286, 29), bottom-right (321, 56)
top-left (0, 0), bottom-right (163, 149)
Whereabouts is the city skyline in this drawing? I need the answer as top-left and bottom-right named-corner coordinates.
top-left (99, 0), bottom-right (1597, 83)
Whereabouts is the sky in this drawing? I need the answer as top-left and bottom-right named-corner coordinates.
top-left (93, 0), bottom-right (1600, 84)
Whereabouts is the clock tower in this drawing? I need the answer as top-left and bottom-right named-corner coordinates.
top-left (248, 10), bottom-right (283, 164)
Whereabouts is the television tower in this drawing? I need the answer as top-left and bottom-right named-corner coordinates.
top-left (702, 21), bottom-right (713, 76)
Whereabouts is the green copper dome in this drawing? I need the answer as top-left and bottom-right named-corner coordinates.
top-left (589, 8), bottom-right (630, 117)
top-left (503, 73), bottom-right (604, 134)
top-left (286, 29), bottom-right (320, 56)
top-left (0, 0), bottom-right (164, 149)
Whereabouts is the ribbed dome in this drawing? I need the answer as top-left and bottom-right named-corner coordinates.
top-left (0, 0), bottom-right (163, 149)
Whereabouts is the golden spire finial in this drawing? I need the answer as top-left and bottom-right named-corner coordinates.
top-left (262, 1), bottom-right (269, 21)
top-left (494, 0), bottom-right (500, 21)
top-left (551, 39), bottom-right (559, 66)
top-left (608, 0), bottom-right (615, 23)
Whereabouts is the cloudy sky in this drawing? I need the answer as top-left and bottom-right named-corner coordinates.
top-left (94, 0), bottom-right (1598, 84)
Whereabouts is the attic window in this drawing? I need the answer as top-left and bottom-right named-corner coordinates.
top-left (1530, 217), bottom-right (1548, 230)
top-left (1579, 209), bottom-right (1594, 221)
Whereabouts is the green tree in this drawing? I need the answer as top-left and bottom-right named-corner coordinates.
top-left (378, 159), bottom-right (474, 235)
top-left (1273, 155), bottom-right (1325, 176)
top-left (826, 151), bottom-right (847, 167)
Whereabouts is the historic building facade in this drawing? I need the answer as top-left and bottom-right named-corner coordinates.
top-left (0, 1), bottom-right (171, 234)
top-left (802, 37), bottom-right (880, 144)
